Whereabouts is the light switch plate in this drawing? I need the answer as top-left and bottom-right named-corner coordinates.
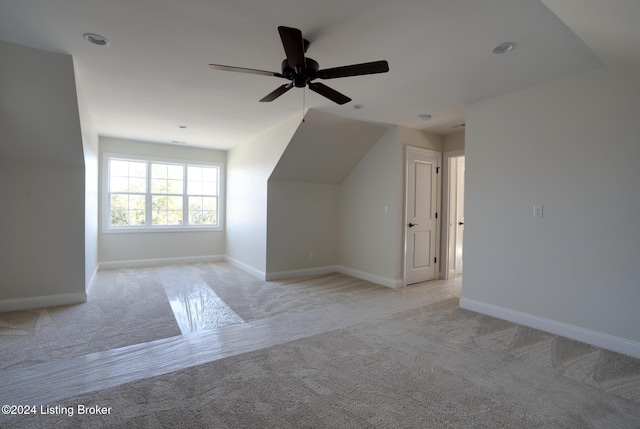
top-left (533, 205), bottom-right (543, 218)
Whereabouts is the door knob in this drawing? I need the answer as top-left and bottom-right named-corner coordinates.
top-left (458, 222), bottom-right (464, 225)
top-left (408, 223), bottom-right (418, 228)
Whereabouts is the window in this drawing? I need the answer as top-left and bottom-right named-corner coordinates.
top-left (104, 154), bottom-right (222, 232)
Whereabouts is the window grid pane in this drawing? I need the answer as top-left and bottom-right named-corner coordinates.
top-left (187, 166), bottom-right (217, 197)
top-left (152, 195), bottom-right (184, 225)
top-left (189, 196), bottom-right (217, 225)
top-left (150, 162), bottom-right (185, 226)
top-left (109, 159), bottom-right (148, 226)
top-left (151, 163), bottom-right (184, 194)
top-left (109, 160), bottom-right (147, 193)
top-left (110, 193), bottom-right (146, 226)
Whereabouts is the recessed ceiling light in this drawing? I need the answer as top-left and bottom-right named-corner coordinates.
top-left (491, 42), bottom-right (515, 54)
top-left (418, 114), bottom-right (432, 121)
top-left (83, 33), bottom-right (110, 47)
top-left (353, 104), bottom-right (365, 110)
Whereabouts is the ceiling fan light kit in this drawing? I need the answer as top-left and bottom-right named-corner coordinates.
top-left (209, 26), bottom-right (389, 105)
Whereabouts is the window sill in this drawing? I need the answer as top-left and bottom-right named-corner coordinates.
top-left (103, 226), bottom-right (222, 234)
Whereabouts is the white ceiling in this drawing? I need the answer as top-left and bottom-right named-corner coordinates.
top-left (1, 0), bottom-right (634, 151)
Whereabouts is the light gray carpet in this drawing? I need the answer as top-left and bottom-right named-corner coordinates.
top-left (0, 269), bottom-right (181, 370)
top-left (1, 263), bottom-right (639, 428)
top-left (195, 263), bottom-right (390, 321)
top-left (0, 263), bottom-right (420, 371)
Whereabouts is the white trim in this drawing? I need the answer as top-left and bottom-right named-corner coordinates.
top-left (337, 266), bottom-right (401, 289)
top-left (0, 293), bottom-right (87, 313)
top-left (96, 255), bottom-right (406, 289)
top-left (99, 255), bottom-right (224, 270)
top-left (460, 297), bottom-right (640, 359)
top-left (262, 265), bottom-right (401, 288)
top-left (266, 266), bottom-right (338, 281)
top-left (256, 264), bottom-right (401, 288)
top-left (224, 256), bottom-right (266, 280)
top-left (102, 153), bottom-right (224, 234)
top-left (104, 225), bottom-right (220, 234)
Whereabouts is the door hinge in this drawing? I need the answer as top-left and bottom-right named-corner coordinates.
top-left (435, 212), bottom-right (438, 219)
top-left (434, 257), bottom-right (437, 263)
top-left (436, 167), bottom-right (440, 174)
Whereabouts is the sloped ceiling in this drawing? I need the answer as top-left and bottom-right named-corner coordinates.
top-left (269, 109), bottom-right (388, 185)
top-left (542, 0), bottom-right (640, 68)
top-left (0, 40), bottom-right (84, 166)
top-left (0, 0), bottom-right (605, 150)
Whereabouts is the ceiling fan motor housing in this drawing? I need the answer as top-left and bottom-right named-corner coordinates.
top-left (281, 58), bottom-right (319, 87)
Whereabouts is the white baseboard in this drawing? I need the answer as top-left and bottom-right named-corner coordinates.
top-left (259, 264), bottom-right (400, 288)
top-left (224, 256), bottom-right (266, 280)
top-left (0, 292), bottom-right (87, 313)
top-left (99, 255), bottom-right (225, 270)
top-left (266, 266), bottom-right (338, 281)
top-left (336, 266), bottom-right (401, 289)
top-left (460, 297), bottom-right (640, 359)
top-left (97, 255), bottom-right (401, 289)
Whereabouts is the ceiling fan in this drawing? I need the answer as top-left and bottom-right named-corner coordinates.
top-left (209, 26), bottom-right (389, 105)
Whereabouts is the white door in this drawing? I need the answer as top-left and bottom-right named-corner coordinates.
top-left (405, 147), bottom-right (440, 285)
top-left (455, 157), bottom-right (465, 275)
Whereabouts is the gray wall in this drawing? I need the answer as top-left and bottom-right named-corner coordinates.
top-left (75, 66), bottom-right (100, 288)
top-left (337, 126), bottom-right (442, 286)
top-left (264, 110), bottom-right (388, 278)
top-left (338, 127), bottom-right (401, 285)
top-left (263, 122), bottom-right (443, 286)
top-left (267, 181), bottom-right (339, 274)
top-left (463, 62), bottom-right (640, 356)
top-left (226, 114), bottom-right (301, 276)
top-left (443, 131), bottom-right (465, 153)
top-left (0, 40), bottom-right (86, 308)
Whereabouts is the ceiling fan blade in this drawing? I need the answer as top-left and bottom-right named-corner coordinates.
top-left (308, 82), bottom-right (351, 105)
top-left (209, 64), bottom-right (283, 78)
top-left (278, 26), bottom-right (306, 71)
top-left (317, 60), bottom-right (389, 79)
top-left (260, 83), bottom-right (294, 102)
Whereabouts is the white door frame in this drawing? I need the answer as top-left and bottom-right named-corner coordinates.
top-left (403, 145), bottom-right (442, 286)
top-left (441, 150), bottom-right (465, 279)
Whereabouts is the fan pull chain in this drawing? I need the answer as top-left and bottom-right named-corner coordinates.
top-left (302, 87), bottom-right (306, 123)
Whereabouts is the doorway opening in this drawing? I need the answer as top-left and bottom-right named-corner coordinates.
top-left (442, 152), bottom-right (465, 279)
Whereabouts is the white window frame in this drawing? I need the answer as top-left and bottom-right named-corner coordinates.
top-left (102, 153), bottom-right (224, 233)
